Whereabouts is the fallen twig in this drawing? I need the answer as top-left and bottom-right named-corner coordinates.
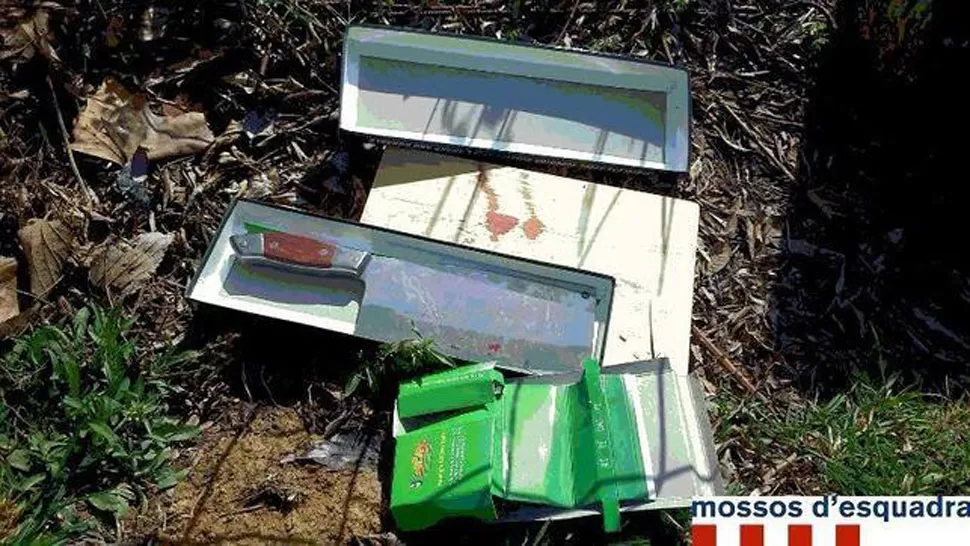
top-left (719, 97), bottom-right (797, 181)
top-left (46, 75), bottom-right (98, 208)
top-left (799, 0), bottom-right (837, 31)
top-left (692, 324), bottom-right (768, 403)
top-left (217, 503), bottom-right (266, 519)
top-left (322, 408), bottom-right (352, 439)
top-left (555, 0), bottom-right (581, 45)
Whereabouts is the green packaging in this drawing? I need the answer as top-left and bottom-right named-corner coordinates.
top-left (397, 362), bottom-right (504, 419)
top-left (391, 406), bottom-right (499, 530)
top-left (390, 359), bottom-right (651, 532)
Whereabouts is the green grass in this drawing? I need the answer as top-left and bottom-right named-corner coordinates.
top-left (344, 338), bottom-right (456, 399)
top-left (0, 307), bottom-right (199, 544)
top-left (796, 379), bottom-right (970, 494)
top-left (715, 376), bottom-right (970, 495)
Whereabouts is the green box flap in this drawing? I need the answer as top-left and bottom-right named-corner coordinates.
top-left (398, 362), bottom-right (504, 419)
top-left (499, 360), bottom-right (642, 531)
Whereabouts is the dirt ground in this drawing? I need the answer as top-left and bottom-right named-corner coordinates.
top-left (130, 405), bottom-right (382, 545)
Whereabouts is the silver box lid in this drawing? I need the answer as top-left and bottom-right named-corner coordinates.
top-left (340, 25), bottom-right (691, 172)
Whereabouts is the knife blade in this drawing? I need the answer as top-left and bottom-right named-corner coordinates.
top-left (229, 231), bottom-right (597, 372)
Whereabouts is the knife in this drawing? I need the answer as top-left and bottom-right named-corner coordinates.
top-left (229, 231), bottom-right (598, 373)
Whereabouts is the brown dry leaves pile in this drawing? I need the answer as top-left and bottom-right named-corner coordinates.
top-left (0, 7), bottom-right (59, 62)
top-left (3, 220), bottom-right (176, 328)
top-left (71, 79), bottom-right (215, 165)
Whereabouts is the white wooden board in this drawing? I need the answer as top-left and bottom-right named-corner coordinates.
top-left (361, 147), bottom-right (700, 374)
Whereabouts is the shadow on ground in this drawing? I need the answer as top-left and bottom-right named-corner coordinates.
top-left (184, 306), bottom-right (377, 404)
top-left (774, 0), bottom-right (970, 395)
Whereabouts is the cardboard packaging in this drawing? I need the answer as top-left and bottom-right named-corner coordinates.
top-left (391, 359), bottom-right (722, 531)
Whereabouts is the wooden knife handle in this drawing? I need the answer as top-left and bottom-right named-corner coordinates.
top-left (263, 232), bottom-right (336, 267)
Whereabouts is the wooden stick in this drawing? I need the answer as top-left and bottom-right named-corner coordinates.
top-left (46, 75), bottom-right (98, 208)
top-left (692, 324), bottom-right (768, 402)
top-left (556, 0), bottom-right (582, 45)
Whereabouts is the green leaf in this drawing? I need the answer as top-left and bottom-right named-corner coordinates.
top-left (88, 422), bottom-right (121, 447)
top-left (344, 373), bottom-right (362, 397)
top-left (131, 377), bottom-right (146, 397)
top-left (155, 468), bottom-right (187, 490)
top-left (19, 473), bottom-right (46, 492)
top-left (78, 452), bottom-right (96, 469)
top-left (73, 307), bottom-right (91, 340)
top-left (63, 356), bottom-right (81, 398)
top-left (7, 449), bottom-right (31, 472)
top-left (140, 448), bottom-right (171, 475)
top-left (166, 424), bottom-right (199, 443)
top-left (0, 304), bottom-right (213, 541)
top-left (432, 348), bottom-right (454, 368)
top-left (152, 348), bottom-right (200, 376)
top-left (115, 482), bottom-right (136, 502)
top-left (87, 490), bottom-right (129, 517)
top-left (114, 376), bottom-right (131, 396)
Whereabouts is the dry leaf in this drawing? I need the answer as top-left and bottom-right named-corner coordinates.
top-left (0, 9), bottom-right (59, 62)
top-left (0, 257), bottom-right (18, 323)
top-left (744, 217), bottom-right (758, 258)
top-left (18, 219), bottom-right (72, 298)
top-left (0, 304), bottom-right (37, 340)
top-left (71, 79), bottom-right (215, 165)
top-left (90, 232), bottom-right (174, 296)
top-left (105, 14), bottom-right (124, 48)
top-left (708, 241), bottom-right (733, 276)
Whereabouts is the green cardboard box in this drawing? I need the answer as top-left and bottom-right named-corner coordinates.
top-left (391, 360), bottom-right (711, 532)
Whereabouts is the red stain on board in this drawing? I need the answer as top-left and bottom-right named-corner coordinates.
top-left (487, 343), bottom-right (501, 353)
top-left (478, 166), bottom-right (519, 241)
top-left (522, 216), bottom-right (545, 240)
top-left (486, 211), bottom-right (518, 239)
top-left (518, 178), bottom-right (544, 240)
